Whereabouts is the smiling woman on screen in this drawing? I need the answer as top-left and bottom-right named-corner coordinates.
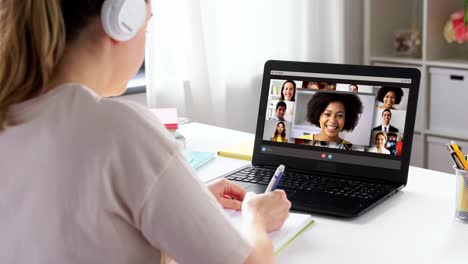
top-left (377, 86), bottom-right (404, 110)
top-left (303, 92), bottom-right (362, 150)
top-left (368, 132), bottom-right (391, 154)
top-left (279, 80), bottom-right (296, 101)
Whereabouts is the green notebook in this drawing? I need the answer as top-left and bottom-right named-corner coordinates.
top-left (224, 209), bottom-right (314, 254)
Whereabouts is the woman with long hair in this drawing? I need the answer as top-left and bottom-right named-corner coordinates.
top-left (0, 1), bottom-right (290, 263)
top-left (271, 122), bottom-right (287, 142)
top-left (279, 80), bottom-right (296, 101)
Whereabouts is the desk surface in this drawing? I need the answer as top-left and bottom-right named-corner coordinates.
top-left (178, 123), bottom-right (468, 264)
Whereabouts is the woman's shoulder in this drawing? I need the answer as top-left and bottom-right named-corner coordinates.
top-left (66, 84), bottom-right (177, 150)
top-left (367, 146), bottom-right (377, 153)
top-left (100, 97), bottom-right (175, 143)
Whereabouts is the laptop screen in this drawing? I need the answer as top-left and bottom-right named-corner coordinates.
top-left (256, 64), bottom-right (419, 177)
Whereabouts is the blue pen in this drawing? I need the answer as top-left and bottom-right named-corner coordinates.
top-left (265, 165), bottom-right (285, 193)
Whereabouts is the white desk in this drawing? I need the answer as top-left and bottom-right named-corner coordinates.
top-left (178, 123), bottom-right (468, 264)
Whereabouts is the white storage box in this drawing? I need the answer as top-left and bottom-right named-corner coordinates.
top-left (429, 67), bottom-right (468, 134)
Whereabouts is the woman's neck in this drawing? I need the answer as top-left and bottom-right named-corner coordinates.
top-left (45, 47), bottom-right (111, 96)
top-left (42, 23), bottom-right (122, 97)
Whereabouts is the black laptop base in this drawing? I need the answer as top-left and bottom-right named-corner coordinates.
top-left (217, 165), bottom-right (402, 218)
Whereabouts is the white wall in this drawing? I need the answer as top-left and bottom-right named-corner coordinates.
top-left (145, 0), bottom-right (364, 133)
top-left (344, 0), bottom-right (364, 65)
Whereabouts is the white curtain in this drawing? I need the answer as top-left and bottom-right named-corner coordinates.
top-left (146, 0), bottom-right (362, 132)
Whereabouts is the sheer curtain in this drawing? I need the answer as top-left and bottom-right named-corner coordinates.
top-left (146, 0), bottom-right (362, 132)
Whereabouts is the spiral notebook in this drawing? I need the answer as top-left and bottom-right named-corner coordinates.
top-left (224, 209), bottom-right (314, 254)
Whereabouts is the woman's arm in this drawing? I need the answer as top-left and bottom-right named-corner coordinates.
top-left (243, 220), bottom-right (275, 264)
top-left (136, 150), bottom-right (290, 264)
top-left (207, 179), bottom-right (291, 264)
top-left (242, 191), bottom-right (291, 264)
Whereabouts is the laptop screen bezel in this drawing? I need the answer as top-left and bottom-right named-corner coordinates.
top-left (252, 60), bottom-right (420, 185)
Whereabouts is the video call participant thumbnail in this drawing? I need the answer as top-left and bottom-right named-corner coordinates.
top-left (304, 81), bottom-right (319, 89)
top-left (385, 132), bottom-right (400, 155)
top-left (280, 80), bottom-right (296, 101)
top-left (270, 121), bottom-right (288, 143)
top-left (377, 86), bottom-right (404, 110)
top-left (301, 92), bottom-right (363, 150)
top-left (348, 84), bottom-right (358, 93)
top-left (373, 109), bottom-right (399, 132)
top-left (368, 132), bottom-right (391, 154)
top-left (272, 101), bottom-right (287, 121)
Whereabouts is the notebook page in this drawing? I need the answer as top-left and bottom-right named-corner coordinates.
top-left (224, 210), bottom-right (313, 252)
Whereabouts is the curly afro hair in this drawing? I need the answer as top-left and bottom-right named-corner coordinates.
top-left (377, 87), bottom-right (404, 104)
top-left (307, 92), bottom-right (363, 132)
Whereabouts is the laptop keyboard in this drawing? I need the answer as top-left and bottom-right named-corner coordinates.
top-left (225, 167), bottom-right (392, 200)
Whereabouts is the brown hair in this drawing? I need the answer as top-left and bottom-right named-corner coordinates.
top-left (272, 121), bottom-right (287, 141)
top-left (0, 0), bottom-right (107, 131)
top-left (375, 131), bottom-right (388, 142)
top-left (279, 80), bottom-right (296, 101)
top-left (0, 0), bottom-right (65, 130)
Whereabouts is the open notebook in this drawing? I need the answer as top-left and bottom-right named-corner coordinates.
top-left (224, 209), bottom-right (314, 254)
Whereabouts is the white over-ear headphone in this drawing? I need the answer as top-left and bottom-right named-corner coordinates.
top-left (101, 0), bottom-right (147, 41)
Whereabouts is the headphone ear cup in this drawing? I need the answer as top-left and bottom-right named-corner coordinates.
top-left (101, 0), bottom-right (147, 41)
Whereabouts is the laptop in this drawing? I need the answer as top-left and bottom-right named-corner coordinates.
top-left (216, 60), bottom-right (420, 218)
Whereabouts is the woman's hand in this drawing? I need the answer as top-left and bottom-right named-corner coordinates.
top-left (242, 190), bottom-right (291, 233)
top-left (207, 178), bottom-right (246, 210)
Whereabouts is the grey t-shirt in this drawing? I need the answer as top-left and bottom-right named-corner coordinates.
top-left (0, 84), bottom-right (251, 264)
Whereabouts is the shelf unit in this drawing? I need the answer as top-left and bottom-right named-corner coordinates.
top-left (364, 0), bottom-right (468, 173)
